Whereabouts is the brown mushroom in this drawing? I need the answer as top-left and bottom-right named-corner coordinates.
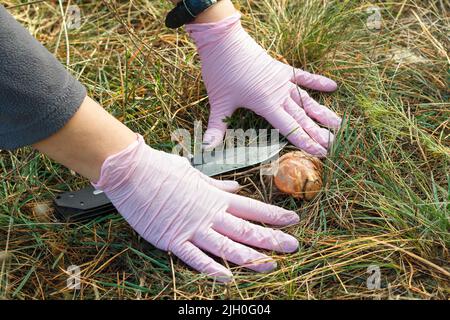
top-left (273, 151), bottom-right (323, 200)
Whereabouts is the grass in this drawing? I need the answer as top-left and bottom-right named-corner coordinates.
top-left (0, 0), bottom-right (449, 299)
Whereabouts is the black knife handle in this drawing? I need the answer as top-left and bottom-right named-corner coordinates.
top-left (53, 186), bottom-right (116, 222)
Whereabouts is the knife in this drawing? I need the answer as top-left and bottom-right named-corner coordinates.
top-left (53, 142), bottom-right (287, 222)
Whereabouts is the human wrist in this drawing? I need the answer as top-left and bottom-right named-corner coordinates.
top-left (167, 0), bottom-right (236, 28)
top-left (33, 96), bottom-right (137, 182)
top-left (192, 0), bottom-right (236, 23)
top-left (91, 134), bottom-right (145, 191)
top-left (185, 12), bottom-right (245, 57)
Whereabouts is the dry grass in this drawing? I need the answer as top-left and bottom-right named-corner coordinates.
top-left (0, 0), bottom-right (449, 299)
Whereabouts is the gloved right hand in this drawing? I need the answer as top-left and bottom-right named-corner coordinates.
top-left (92, 134), bottom-right (299, 282)
top-left (187, 13), bottom-right (342, 157)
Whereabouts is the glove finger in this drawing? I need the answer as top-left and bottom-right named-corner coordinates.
top-left (171, 241), bottom-right (233, 283)
top-left (199, 174), bottom-right (240, 193)
top-left (203, 128), bottom-right (226, 151)
top-left (203, 103), bottom-right (235, 151)
top-left (284, 97), bottom-right (334, 149)
top-left (290, 68), bottom-right (338, 92)
top-left (214, 213), bottom-right (299, 253)
top-left (265, 108), bottom-right (328, 157)
top-left (193, 229), bottom-right (277, 273)
top-left (226, 193), bottom-right (299, 226)
top-left (290, 86), bottom-right (341, 129)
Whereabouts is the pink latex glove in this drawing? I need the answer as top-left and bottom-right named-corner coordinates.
top-left (92, 134), bottom-right (299, 282)
top-left (186, 13), bottom-right (341, 157)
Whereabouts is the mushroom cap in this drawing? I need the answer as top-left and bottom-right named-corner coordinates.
top-left (273, 151), bottom-right (323, 200)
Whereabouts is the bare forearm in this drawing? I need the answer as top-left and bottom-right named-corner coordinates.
top-left (33, 96), bottom-right (136, 182)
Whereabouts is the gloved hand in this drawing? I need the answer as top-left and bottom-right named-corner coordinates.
top-left (92, 134), bottom-right (299, 282)
top-left (186, 13), bottom-right (341, 157)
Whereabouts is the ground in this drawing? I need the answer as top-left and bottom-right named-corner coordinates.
top-left (0, 0), bottom-right (448, 299)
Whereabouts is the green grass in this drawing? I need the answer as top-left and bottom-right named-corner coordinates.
top-left (0, 0), bottom-right (449, 299)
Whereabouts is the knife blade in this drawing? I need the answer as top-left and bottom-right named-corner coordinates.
top-left (53, 142), bottom-right (287, 222)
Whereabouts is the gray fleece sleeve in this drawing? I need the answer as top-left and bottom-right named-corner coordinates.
top-left (0, 4), bottom-right (87, 150)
